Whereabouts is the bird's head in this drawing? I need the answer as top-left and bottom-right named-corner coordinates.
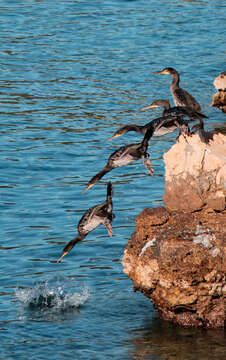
top-left (106, 126), bottom-right (130, 142)
top-left (106, 132), bottom-right (122, 142)
top-left (57, 250), bottom-right (68, 263)
top-left (141, 99), bottom-right (170, 111)
top-left (153, 67), bottom-right (177, 76)
top-left (82, 182), bottom-right (95, 194)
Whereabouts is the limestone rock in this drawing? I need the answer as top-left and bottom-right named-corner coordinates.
top-left (214, 72), bottom-right (226, 91)
top-left (122, 207), bottom-right (226, 328)
top-left (163, 132), bottom-right (226, 212)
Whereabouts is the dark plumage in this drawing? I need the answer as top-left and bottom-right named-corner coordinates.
top-left (141, 99), bottom-right (207, 121)
top-left (83, 120), bottom-right (167, 193)
top-left (106, 114), bottom-right (185, 142)
top-left (153, 67), bottom-right (201, 111)
top-left (57, 182), bottom-right (114, 263)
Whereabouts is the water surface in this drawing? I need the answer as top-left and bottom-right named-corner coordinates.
top-left (0, 1), bottom-right (225, 359)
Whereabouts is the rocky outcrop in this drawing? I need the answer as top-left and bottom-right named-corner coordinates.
top-left (122, 206), bottom-right (226, 328)
top-left (211, 72), bottom-right (226, 113)
top-left (122, 132), bottom-right (226, 328)
top-left (163, 132), bottom-right (226, 212)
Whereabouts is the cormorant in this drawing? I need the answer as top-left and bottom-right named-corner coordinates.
top-left (57, 182), bottom-right (115, 262)
top-left (106, 114), bottom-right (185, 142)
top-left (82, 120), bottom-right (167, 193)
top-left (153, 67), bottom-right (201, 111)
top-left (141, 99), bottom-right (207, 121)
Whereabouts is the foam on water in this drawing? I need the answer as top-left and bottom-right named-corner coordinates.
top-left (15, 275), bottom-right (89, 312)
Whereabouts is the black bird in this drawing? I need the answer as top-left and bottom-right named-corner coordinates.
top-left (106, 114), bottom-right (185, 142)
top-left (141, 99), bottom-right (207, 121)
top-left (153, 67), bottom-right (201, 111)
top-left (82, 120), bottom-right (168, 193)
top-left (57, 182), bottom-right (114, 263)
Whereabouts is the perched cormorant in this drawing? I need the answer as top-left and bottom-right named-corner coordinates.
top-left (57, 182), bottom-right (114, 263)
top-left (106, 114), bottom-right (185, 142)
top-left (141, 99), bottom-right (207, 121)
top-left (82, 120), bottom-right (167, 193)
top-left (153, 67), bottom-right (201, 111)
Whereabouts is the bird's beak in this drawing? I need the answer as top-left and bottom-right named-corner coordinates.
top-left (82, 183), bottom-right (94, 194)
top-left (153, 70), bottom-right (167, 75)
top-left (140, 104), bottom-right (157, 111)
top-left (106, 134), bottom-right (120, 142)
top-left (57, 250), bottom-right (68, 263)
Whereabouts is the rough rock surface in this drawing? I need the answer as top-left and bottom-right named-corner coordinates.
top-left (211, 72), bottom-right (226, 113)
top-left (122, 206), bottom-right (226, 328)
top-left (122, 132), bottom-right (226, 328)
top-left (163, 132), bottom-right (226, 212)
top-left (211, 91), bottom-right (226, 113)
top-left (214, 72), bottom-right (226, 91)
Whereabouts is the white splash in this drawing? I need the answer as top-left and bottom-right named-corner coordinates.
top-left (139, 237), bottom-right (156, 257)
top-left (15, 275), bottom-right (89, 311)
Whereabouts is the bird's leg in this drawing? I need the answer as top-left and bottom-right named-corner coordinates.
top-left (142, 153), bottom-right (154, 176)
top-left (182, 120), bottom-right (190, 136)
top-left (104, 220), bottom-right (113, 237)
top-left (175, 118), bottom-right (189, 142)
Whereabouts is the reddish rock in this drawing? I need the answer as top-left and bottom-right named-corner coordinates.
top-left (211, 91), bottom-right (226, 113)
top-left (122, 207), bottom-right (226, 328)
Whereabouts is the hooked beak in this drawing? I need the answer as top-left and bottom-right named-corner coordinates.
top-left (140, 104), bottom-right (158, 111)
top-left (57, 250), bottom-right (68, 263)
top-left (82, 183), bottom-right (94, 194)
top-left (106, 134), bottom-right (120, 142)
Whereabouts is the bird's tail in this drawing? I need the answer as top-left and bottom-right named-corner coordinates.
top-left (57, 235), bottom-right (84, 263)
top-left (194, 110), bottom-right (208, 120)
top-left (140, 124), bottom-right (155, 152)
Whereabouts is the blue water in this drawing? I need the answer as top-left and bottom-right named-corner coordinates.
top-left (0, 1), bottom-right (225, 359)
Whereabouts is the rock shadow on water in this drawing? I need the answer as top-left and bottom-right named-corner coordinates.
top-left (14, 275), bottom-right (89, 322)
top-left (128, 318), bottom-right (226, 360)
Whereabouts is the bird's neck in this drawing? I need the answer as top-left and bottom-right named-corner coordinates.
top-left (63, 234), bottom-right (85, 253)
top-left (141, 125), bottom-right (154, 151)
top-left (163, 101), bottom-right (171, 110)
top-left (75, 233), bottom-right (86, 242)
top-left (106, 183), bottom-right (113, 203)
top-left (125, 125), bottom-right (144, 134)
top-left (171, 72), bottom-right (180, 90)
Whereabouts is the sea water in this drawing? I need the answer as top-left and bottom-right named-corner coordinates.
top-left (0, 1), bottom-right (225, 359)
